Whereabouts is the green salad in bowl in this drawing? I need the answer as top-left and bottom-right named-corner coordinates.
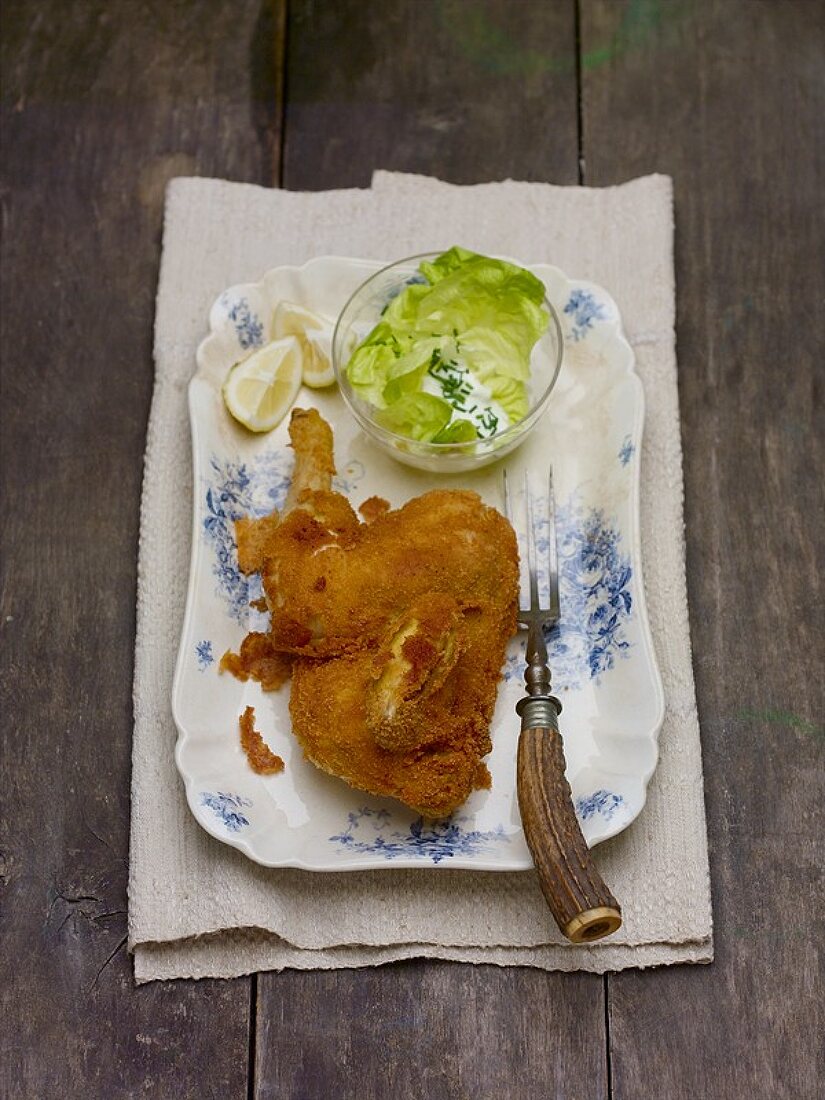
top-left (332, 247), bottom-right (563, 472)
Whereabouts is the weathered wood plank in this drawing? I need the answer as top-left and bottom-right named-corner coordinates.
top-left (580, 1), bottom-right (825, 1097)
top-left (256, 4), bottom-right (607, 1099)
top-left (255, 961), bottom-right (606, 1100)
top-left (283, 0), bottom-right (581, 189)
top-left (0, 1), bottom-right (286, 1094)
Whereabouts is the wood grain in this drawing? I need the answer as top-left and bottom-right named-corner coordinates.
top-left (580, 1), bottom-right (825, 1097)
top-left (0, 2), bottom-right (285, 1095)
top-left (282, 0), bottom-right (580, 189)
top-left (254, 961), bottom-right (607, 1100)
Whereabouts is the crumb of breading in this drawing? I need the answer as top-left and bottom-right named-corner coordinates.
top-left (239, 706), bottom-right (284, 774)
top-left (359, 496), bottom-right (391, 524)
top-left (220, 633), bottom-right (291, 691)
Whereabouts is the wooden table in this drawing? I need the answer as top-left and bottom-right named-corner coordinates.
top-left (2, 2), bottom-right (823, 1096)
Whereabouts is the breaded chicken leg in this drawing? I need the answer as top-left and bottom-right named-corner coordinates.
top-left (232, 408), bottom-right (519, 817)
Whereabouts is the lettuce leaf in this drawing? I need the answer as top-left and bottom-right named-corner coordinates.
top-left (381, 340), bottom-right (441, 404)
top-left (484, 375), bottom-right (529, 422)
top-left (345, 247), bottom-right (547, 441)
top-left (458, 326), bottom-right (529, 382)
top-left (418, 246), bottom-right (478, 285)
top-left (375, 393), bottom-right (453, 441)
top-left (383, 282), bottom-right (429, 333)
top-left (346, 341), bottom-right (397, 407)
top-left (433, 418), bottom-right (478, 443)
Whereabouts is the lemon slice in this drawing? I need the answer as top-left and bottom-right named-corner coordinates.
top-left (273, 301), bottom-right (336, 389)
top-left (222, 336), bottom-right (303, 432)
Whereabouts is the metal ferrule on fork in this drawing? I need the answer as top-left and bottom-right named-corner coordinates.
top-left (516, 619), bottom-right (563, 731)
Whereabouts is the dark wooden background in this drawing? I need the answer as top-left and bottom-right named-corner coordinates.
top-left (2, 1), bottom-right (823, 1096)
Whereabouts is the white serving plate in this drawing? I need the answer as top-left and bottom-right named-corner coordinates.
top-left (173, 256), bottom-right (665, 870)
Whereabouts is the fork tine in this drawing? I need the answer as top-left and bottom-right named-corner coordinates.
top-left (524, 471), bottom-right (541, 611)
top-left (504, 468), bottom-right (528, 612)
top-left (547, 466), bottom-right (561, 620)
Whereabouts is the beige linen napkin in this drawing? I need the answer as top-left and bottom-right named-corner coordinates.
top-left (130, 172), bottom-right (713, 982)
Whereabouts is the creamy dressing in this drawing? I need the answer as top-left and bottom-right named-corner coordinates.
top-left (421, 356), bottom-right (512, 439)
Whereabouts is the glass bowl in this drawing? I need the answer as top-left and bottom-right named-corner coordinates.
top-left (332, 252), bottom-right (564, 473)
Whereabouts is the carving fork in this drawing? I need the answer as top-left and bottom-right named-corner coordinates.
top-left (504, 468), bottom-right (622, 943)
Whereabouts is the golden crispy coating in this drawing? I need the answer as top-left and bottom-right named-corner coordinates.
top-left (284, 407), bottom-right (335, 509)
top-left (227, 407), bottom-right (518, 818)
top-left (235, 512), bottom-right (281, 575)
top-left (365, 593), bottom-right (463, 752)
top-left (262, 488), bottom-right (518, 660)
top-left (290, 655), bottom-right (491, 818)
top-left (235, 407), bottom-right (342, 581)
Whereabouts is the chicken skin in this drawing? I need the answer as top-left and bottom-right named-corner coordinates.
top-left (232, 407), bottom-right (519, 816)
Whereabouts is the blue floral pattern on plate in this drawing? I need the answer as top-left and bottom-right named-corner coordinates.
top-left (195, 639), bottom-right (214, 671)
top-left (564, 288), bottom-right (607, 342)
top-left (223, 296), bottom-right (264, 350)
top-left (552, 500), bottom-right (633, 685)
top-left (329, 807), bottom-right (508, 864)
top-left (200, 792), bottom-right (252, 832)
top-left (502, 645), bottom-right (527, 684)
top-left (504, 497), bottom-right (633, 690)
top-left (619, 435), bottom-right (635, 466)
top-left (202, 452), bottom-right (292, 622)
top-left (575, 790), bottom-right (624, 823)
top-left (332, 460), bottom-right (366, 496)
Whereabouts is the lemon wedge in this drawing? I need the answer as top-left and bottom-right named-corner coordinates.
top-left (273, 301), bottom-right (336, 389)
top-left (272, 300), bottom-right (327, 338)
top-left (222, 336), bottom-right (303, 432)
top-left (300, 330), bottom-right (335, 388)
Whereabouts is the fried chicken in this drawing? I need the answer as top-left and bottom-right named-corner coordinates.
top-left (232, 407), bottom-right (519, 817)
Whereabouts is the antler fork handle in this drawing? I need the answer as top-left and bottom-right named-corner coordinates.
top-left (516, 694), bottom-right (622, 943)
